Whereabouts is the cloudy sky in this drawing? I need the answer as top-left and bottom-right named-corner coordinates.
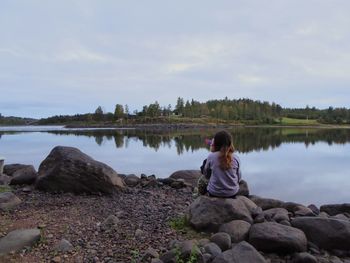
top-left (1, 0), bottom-right (350, 118)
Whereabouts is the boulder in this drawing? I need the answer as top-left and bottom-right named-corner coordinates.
top-left (292, 252), bottom-right (318, 263)
top-left (219, 220), bottom-right (251, 243)
top-left (263, 208), bottom-right (289, 222)
top-left (189, 196), bottom-right (254, 232)
top-left (320, 203), bottom-right (350, 216)
top-left (0, 228), bottom-right (41, 255)
top-left (333, 214), bottom-right (349, 221)
top-left (294, 205), bottom-right (316, 217)
top-left (140, 176), bottom-right (158, 188)
top-left (249, 196), bottom-right (284, 210)
top-left (212, 241), bottom-right (266, 263)
top-left (203, 242), bottom-right (222, 259)
top-left (9, 165), bottom-right (37, 185)
top-left (35, 146), bottom-right (124, 194)
top-left (210, 233), bottom-right (231, 251)
top-left (3, 164), bottom-right (29, 176)
top-left (236, 180), bottom-right (249, 196)
top-left (169, 170), bottom-right (201, 187)
top-left (177, 240), bottom-right (201, 261)
top-left (124, 174), bottom-right (140, 187)
top-left (249, 222), bottom-right (307, 253)
top-left (237, 196), bottom-right (258, 212)
top-left (291, 217), bottom-right (350, 251)
top-left (0, 192), bottom-right (21, 211)
top-left (283, 202), bottom-right (304, 213)
top-left (0, 174), bottom-right (11, 185)
top-left (307, 204), bottom-right (320, 215)
top-left (170, 179), bottom-right (188, 189)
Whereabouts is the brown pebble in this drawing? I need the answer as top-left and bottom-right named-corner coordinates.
top-left (52, 256), bottom-right (61, 263)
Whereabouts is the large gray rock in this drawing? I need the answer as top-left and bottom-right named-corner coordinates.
top-left (263, 208), bottom-right (289, 222)
top-left (294, 205), bottom-right (316, 217)
top-left (219, 220), bottom-right (251, 243)
top-left (177, 240), bottom-right (201, 261)
top-left (293, 252), bottom-right (317, 263)
top-left (0, 174), bottom-right (11, 185)
top-left (124, 174), bottom-right (140, 187)
top-left (189, 196), bottom-right (255, 232)
top-left (249, 196), bottom-right (285, 210)
top-left (169, 170), bottom-right (201, 187)
top-left (320, 203), bottom-right (350, 216)
top-left (0, 228), bottom-right (41, 255)
top-left (0, 192), bottom-right (21, 211)
top-left (212, 241), bottom-right (266, 263)
top-left (35, 146), bottom-right (124, 194)
top-left (283, 202), bottom-right (304, 213)
top-left (203, 242), bottom-right (222, 259)
top-left (236, 180), bottom-right (249, 196)
top-left (3, 164), bottom-right (29, 176)
top-left (249, 222), bottom-right (307, 253)
top-left (210, 233), bottom-right (231, 251)
top-left (291, 217), bottom-right (350, 251)
top-left (9, 165), bottom-right (37, 185)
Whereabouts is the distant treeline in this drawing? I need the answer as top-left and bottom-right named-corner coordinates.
top-left (0, 113), bottom-right (36, 125)
top-left (33, 97), bottom-right (350, 125)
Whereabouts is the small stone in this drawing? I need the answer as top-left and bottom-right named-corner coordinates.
top-left (100, 215), bottom-right (119, 231)
top-left (22, 186), bottom-right (32, 193)
top-left (54, 239), bottom-right (73, 252)
top-left (52, 256), bottom-right (61, 263)
top-left (142, 247), bottom-right (159, 261)
top-left (38, 224), bottom-right (47, 229)
top-left (135, 229), bottom-right (143, 239)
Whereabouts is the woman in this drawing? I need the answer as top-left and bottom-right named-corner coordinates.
top-left (203, 130), bottom-right (241, 198)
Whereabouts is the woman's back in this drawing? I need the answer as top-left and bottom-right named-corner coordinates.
top-left (205, 151), bottom-right (241, 197)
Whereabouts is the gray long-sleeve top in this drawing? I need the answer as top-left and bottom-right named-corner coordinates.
top-left (204, 151), bottom-right (241, 197)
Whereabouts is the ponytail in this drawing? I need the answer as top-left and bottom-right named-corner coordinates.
top-left (213, 130), bottom-right (235, 170)
top-left (219, 145), bottom-right (234, 170)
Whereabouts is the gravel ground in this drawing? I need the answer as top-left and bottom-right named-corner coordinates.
top-left (0, 186), bottom-right (194, 263)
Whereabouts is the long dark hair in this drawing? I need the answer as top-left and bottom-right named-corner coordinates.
top-left (213, 130), bottom-right (234, 170)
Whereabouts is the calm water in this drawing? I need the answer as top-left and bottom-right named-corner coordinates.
top-left (1, 126), bottom-right (350, 206)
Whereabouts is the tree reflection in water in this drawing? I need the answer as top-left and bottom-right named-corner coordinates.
top-left (27, 127), bottom-right (350, 154)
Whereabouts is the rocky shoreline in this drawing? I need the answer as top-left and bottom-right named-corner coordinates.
top-left (1, 146), bottom-right (350, 263)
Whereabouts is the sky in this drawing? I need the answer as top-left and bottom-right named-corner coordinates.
top-left (1, 0), bottom-right (350, 118)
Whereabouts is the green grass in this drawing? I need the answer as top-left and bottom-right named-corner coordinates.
top-left (168, 215), bottom-right (209, 240)
top-left (278, 117), bottom-right (319, 126)
top-left (0, 185), bottom-right (12, 193)
top-left (168, 215), bottom-right (189, 231)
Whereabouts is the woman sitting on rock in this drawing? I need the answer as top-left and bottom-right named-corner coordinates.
top-left (200, 130), bottom-right (241, 198)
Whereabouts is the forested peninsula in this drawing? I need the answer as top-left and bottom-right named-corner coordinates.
top-left (2, 97), bottom-right (350, 126)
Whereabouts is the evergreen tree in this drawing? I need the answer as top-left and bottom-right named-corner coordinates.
top-left (114, 104), bottom-right (124, 120)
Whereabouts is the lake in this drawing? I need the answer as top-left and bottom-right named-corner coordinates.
top-left (1, 126), bottom-right (350, 206)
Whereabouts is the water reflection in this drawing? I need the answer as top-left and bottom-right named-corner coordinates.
top-left (30, 127), bottom-right (350, 153)
top-left (1, 127), bottom-right (350, 205)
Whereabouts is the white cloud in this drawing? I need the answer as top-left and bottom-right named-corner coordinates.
top-left (237, 74), bottom-right (267, 86)
top-left (53, 47), bottom-right (110, 63)
top-left (1, 1), bottom-right (350, 117)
